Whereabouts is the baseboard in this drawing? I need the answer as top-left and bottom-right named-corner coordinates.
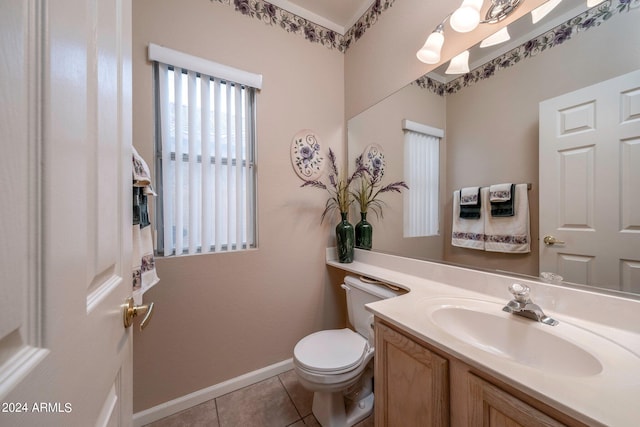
top-left (133, 358), bottom-right (294, 426)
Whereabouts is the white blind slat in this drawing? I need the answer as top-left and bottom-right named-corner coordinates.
top-left (214, 78), bottom-right (223, 253)
top-left (187, 70), bottom-right (198, 255)
top-left (174, 68), bottom-right (184, 254)
top-left (226, 86), bottom-right (234, 249)
top-left (235, 84), bottom-right (243, 248)
top-left (159, 63), bottom-right (174, 256)
top-left (201, 76), bottom-right (212, 252)
top-left (245, 91), bottom-right (254, 248)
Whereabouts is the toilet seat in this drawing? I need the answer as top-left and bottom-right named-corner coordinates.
top-left (294, 329), bottom-right (369, 375)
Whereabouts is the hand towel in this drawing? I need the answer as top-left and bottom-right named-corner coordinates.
top-left (484, 183), bottom-right (530, 253)
top-left (132, 147), bottom-right (160, 292)
top-left (490, 183), bottom-right (515, 217)
top-left (452, 188), bottom-right (487, 250)
top-left (460, 186), bottom-right (480, 205)
top-left (489, 183), bottom-right (513, 202)
top-left (459, 187), bottom-right (481, 219)
top-left (132, 146), bottom-right (157, 195)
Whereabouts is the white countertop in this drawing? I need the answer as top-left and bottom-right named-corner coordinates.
top-left (327, 248), bottom-right (640, 426)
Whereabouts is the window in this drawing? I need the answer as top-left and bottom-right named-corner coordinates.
top-left (150, 44), bottom-right (262, 256)
top-left (403, 120), bottom-right (442, 237)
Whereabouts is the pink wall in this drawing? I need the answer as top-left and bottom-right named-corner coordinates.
top-left (132, 0), bottom-right (346, 411)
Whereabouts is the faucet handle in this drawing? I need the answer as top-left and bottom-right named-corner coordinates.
top-left (508, 283), bottom-right (530, 303)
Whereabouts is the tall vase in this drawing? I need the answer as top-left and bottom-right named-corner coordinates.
top-left (355, 212), bottom-right (373, 250)
top-left (335, 212), bottom-right (354, 263)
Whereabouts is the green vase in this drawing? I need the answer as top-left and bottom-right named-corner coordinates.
top-left (335, 212), bottom-right (354, 263)
top-left (355, 212), bottom-right (373, 250)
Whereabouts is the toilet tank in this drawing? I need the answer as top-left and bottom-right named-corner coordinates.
top-left (343, 276), bottom-right (401, 340)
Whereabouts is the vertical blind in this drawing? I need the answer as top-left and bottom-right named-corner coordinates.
top-left (403, 126), bottom-right (441, 237)
top-left (154, 57), bottom-right (258, 256)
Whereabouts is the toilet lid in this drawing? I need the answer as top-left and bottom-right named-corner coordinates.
top-left (294, 329), bottom-right (368, 373)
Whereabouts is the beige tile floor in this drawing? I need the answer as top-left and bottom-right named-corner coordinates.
top-left (144, 370), bottom-right (374, 427)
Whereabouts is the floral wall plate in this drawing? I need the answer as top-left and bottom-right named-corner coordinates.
top-left (362, 143), bottom-right (385, 177)
top-left (291, 129), bottom-right (325, 180)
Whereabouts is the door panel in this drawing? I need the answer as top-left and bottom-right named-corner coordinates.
top-left (539, 69), bottom-right (640, 292)
top-left (558, 146), bottom-right (594, 229)
top-left (0, 0), bottom-right (133, 425)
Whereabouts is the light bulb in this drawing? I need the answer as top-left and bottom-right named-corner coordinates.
top-left (445, 50), bottom-right (470, 74)
top-left (480, 26), bottom-right (510, 48)
top-left (416, 30), bottom-right (445, 64)
top-left (450, 0), bottom-right (484, 33)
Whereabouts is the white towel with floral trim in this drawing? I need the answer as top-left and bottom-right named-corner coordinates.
top-left (489, 183), bottom-right (512, 202)
top-left (132, 147), bottom-right (159, 293)
top-left (452, 188), bottom-right (486, 250)
top-left (484, 183), bottom-right (530, 253)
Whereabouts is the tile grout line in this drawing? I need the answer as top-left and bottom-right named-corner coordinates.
top-left (213, 397), bottom-right (222, 427)
top-left (277, 373), bottom-right (306, 425)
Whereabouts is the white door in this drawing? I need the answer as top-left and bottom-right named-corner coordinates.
top-left (539, 69), bottom-right (640, 293)
top-left (1, 0), bottom-right (134, 426)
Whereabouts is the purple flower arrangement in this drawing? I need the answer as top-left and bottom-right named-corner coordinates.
top-left (352, 154), bottom-right (408, 219)
top-left (301, 148), bottom-right (408, 223)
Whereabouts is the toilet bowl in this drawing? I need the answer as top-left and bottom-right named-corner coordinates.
top-left (293, 276), bottom-right (401, 427)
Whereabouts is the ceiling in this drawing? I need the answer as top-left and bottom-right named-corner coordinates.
top-left (267, 0), bottom-right (376, 34)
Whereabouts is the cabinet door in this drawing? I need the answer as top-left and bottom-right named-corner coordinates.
top-left (468, 374), bottom-right (565, 427)
top-left (375, 321), bottom-right (449, 427)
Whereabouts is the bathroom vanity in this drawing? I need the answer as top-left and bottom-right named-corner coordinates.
top-left (375, 318), bottom-right (584, 426)
top-left (326, 249), bottom-right (640, 426)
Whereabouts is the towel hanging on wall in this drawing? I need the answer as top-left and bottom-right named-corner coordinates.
top-left (452, 188), bottom-right (487, 250)
top-left (484, 183), bottom-right (530, 253)
top-left (132, 147), bottom-right (160, 294)
top-left (489, 183), bottom-right (515, 217)
top-left (459, 186), bottom-right (482, 219)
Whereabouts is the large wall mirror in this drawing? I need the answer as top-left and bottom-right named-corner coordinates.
top-left (348, 0), bottom-right (640, 296)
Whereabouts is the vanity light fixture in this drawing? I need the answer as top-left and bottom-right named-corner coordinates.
top-left (445, 50), bottom-right (471, 74)
top-left (531, 0), bottom-right (562, 24)
top-left (484, 0), bottom-right (523, 23)
top-left (416, 0), bottom-right (522, 65)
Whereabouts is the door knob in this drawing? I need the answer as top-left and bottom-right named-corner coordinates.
top-left (123, 297), bottom-right (155, 330)
top-left (543, 235), bottom-right (565, 246)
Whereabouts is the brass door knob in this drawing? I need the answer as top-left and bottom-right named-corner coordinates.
top-left (543, 235), bottom-right (565, 246)
top-left (123, 297), bottom-right (155, 330)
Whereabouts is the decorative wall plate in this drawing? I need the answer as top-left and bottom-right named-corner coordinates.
top-left (291, 129), bottom-right (324, 181)
top-left (362, 143), bottom-right (385, 177)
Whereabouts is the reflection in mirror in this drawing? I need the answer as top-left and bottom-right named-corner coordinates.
top-left (347, 0), bottom-right (640, 296)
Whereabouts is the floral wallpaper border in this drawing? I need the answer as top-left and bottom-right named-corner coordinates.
top-left (212, 0), bottom-right (635, 93)
top-left (415, 0), bottom-right (637, 96)
top-left (211, 0), bottom-right (396, 53)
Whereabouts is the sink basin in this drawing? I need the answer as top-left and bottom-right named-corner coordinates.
top-left (424, 298), bottom-right (603, 376)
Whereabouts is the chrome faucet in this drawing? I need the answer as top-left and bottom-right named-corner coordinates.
top-left (502, 283), bottom-right (559, 326)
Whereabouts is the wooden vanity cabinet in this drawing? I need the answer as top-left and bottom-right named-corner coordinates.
top-left (374, 318), bottom-right (587, 427)
top-left (374, 320), bottom-right (449, 426)
top-left (468, 374), bottom-right (565, 426)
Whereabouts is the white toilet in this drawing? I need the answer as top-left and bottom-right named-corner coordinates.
top-left (293, 275), bottom-right (401, 427)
